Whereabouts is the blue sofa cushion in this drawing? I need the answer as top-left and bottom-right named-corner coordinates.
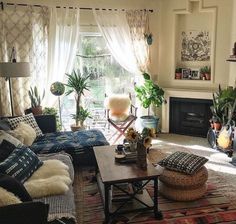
top-left (0, 147), bottom-right (43, 183)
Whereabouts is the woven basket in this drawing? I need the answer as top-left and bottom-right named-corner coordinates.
top-left (159, 166), bottom-right (208, 189)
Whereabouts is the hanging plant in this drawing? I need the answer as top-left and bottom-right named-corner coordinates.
top-left (144, 33), bottom-right (153, 45)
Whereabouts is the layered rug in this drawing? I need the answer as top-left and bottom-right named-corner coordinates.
top-left (74, 144), bottom-right (236, 224)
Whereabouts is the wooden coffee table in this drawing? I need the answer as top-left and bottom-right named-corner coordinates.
top-left (94, 145), bottom-right (163, 224)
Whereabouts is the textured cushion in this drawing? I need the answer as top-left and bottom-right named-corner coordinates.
top-left (0, 147), bottom-right (43, 183)
top-left (0, 173), bottom-right (32, 202)
top-left (0, 130), bottom-right (23, 146)
top-left (8, 122), bottom-right (36, 146)
top-left (7, 113), bottom-right (43, 137)
top-left (0, 140), bottom-right (16, 162)
top-left (158, 151), bottom-right (208, 175)
top-left (0, 186), bottom-right (22, 207)
top-left (0, 119), bottom-right (11, 131)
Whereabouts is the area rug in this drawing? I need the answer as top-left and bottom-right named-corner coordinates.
top-left (74, 168), bottom-right (236, 224)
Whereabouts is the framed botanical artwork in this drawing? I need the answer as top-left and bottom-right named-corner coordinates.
top-left (182, 69), bottom-right (191, 79)
top-left (191, 69), bottom-right (200, 80)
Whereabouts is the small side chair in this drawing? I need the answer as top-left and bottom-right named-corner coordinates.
top-left (104, 93), bottom-right (137, 144)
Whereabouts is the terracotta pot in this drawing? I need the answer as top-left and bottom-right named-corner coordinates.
top-left (205, 73), bottom-right (211, 80)
top-left (175, 73), bottom-right (182, 79)
top-left (31, 106), bottom-right (43, 115)
top-left (213, 122), bottom-right (221, 131)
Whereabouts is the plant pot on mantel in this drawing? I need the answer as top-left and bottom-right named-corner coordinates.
top-left (140, 116), bottom-right (159, 132)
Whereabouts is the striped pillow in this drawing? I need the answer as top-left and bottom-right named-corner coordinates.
top-left (158, 151), bottom-right (208, 175)
top-left (0, 147), bottom-right (43, 183)
top-left (7, 113), bottom-right (43, 137)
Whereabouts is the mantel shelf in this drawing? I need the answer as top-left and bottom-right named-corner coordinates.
top-left (227, 58), bottom-right (236, 62)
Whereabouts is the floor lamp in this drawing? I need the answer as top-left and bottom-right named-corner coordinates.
top-left (0, 62), bottom-right (30, 116)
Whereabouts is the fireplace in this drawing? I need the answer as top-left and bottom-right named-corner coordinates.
top-left (169, 97), bottom-right (212, 137)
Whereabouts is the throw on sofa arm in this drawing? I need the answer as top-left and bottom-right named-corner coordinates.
top-left (35, 115), bottom-right (57, 134)
top-left (0, 201), bottom-right (49, 224)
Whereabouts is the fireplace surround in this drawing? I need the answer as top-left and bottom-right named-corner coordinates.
top-left (169, 97), bottom-right (212, 137)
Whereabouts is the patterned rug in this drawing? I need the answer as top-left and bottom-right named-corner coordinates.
top-left (74, 146), bottom-right (236, 224)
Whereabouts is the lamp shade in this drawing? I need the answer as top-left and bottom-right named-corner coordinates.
top-left (0, 62), bottom-right (30, 78)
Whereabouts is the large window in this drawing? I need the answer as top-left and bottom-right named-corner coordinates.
top-left (61, 34), bottom-right (135, 130)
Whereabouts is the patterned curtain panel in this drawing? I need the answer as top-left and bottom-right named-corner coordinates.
top-left (126, 10), bottom-right (150, 73)
top-left (0, 5), bottom-right (49, 116)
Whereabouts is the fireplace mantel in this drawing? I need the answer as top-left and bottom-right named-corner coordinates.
top-left (161, 88), bottom-right (213, 133)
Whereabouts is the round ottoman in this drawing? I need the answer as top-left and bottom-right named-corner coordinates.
top-left (159, 166), bottom-right (208, 201)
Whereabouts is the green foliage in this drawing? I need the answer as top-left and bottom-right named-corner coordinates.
top-left (175, 68), bottom-right (182, 73)
top-left (200, 66), bottom-right (211, 74)
top-left (71, 106), bottom-right (92, 125)
top-left (43, 107), bottom-right (62, 131)
top-left (28, 86), bottom-right (45, 108)
top-left (135, 73), bottom-right (166, 116)
top-left (65, 70), bottom-right (90, 125)
top-left (210, 85), bottom-right (236, 125)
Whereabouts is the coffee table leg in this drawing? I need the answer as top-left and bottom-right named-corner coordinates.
top-left (154, 177), bottom-right (163, 220)
top-left (104, 183), bottom-right (110, 224)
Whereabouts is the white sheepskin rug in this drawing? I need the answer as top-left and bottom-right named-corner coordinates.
top-left (0, 187), bottom-right (22, 207)
top-left (24, 159), bottom-right (72, 198)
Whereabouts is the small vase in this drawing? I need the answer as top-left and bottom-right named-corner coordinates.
top-left (136, 141), bottom-right (147, 170)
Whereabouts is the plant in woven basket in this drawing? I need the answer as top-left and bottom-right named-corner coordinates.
top-left (28, 86), bottom-right (45, 115)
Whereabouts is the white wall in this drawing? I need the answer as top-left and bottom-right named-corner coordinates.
top-left (229, 0), bottom-right (236, 87)
top-left (158, 0), bottom-right (233, 90)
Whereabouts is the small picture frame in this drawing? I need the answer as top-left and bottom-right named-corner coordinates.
top-left (182, 69), bottom-right (191, 79)
top-left (191, 69), bottom-right (200, 80)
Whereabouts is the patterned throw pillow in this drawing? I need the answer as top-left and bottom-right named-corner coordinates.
top-left (158, 151), bottom-right (208, 175)
top-left (0, 147), bottom-right (43, 183)
top-left (0, 140), bottom-right (16, 162)
top-left (7, 113), bottom-right (43, 137)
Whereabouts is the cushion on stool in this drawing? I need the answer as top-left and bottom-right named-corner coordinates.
top-left (159, 166), bottom-right (208, 189)
top-left (159, 181), bottom-right (207, 201)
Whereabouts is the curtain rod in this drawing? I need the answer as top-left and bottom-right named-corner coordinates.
top-left (0, 2), bottom-right (154, 12)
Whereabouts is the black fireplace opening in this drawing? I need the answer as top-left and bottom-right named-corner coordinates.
top-left (169, 97), bottom-right (212, 137)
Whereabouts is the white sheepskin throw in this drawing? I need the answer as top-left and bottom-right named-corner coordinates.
top-left (24, 159), bottom-right (71, 198)
top-left (7, 122), bottom-right (36, 146)
top-left (0, 187), bottom-right (22, 207)
top-left (104, 94), bottom-right (131, 121)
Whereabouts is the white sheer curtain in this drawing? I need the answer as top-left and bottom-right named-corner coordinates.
top-left (46, 7), bottom-right (80, 106)
top-left (93, 9), bottom-right (141, 75)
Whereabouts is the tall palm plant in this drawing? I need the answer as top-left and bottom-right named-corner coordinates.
top-left (65, 70), bottom-right (90, 126)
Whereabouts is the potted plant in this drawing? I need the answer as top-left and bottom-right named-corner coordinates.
top-left (43, 107), bottom-right (62, 131)
top-left (175, 68), bottom-right (182, 79)
top-left (135, 72), bottom-right (166, 132)
top-left (200, 66), bottom-right (211, 80)
top-left (71, 106), bottom-right (92, 131)
top-left (65, 70), bottom-right (90, 131)
top-left (28, 86), bottom-right (45, 115)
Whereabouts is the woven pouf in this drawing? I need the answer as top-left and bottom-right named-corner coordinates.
top-left (159, 166), bottom-right (208, 201)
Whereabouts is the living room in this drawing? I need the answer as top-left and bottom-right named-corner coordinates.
top-left (0, 0), bottom-right (236, 223)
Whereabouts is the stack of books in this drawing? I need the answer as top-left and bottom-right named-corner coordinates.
top-left (111, 183), bottom-right (133, 202)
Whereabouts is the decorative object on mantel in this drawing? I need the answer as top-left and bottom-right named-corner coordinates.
top-left (175, 68), bottom-right (182, 79)
top-left (200, 66), bottom-right (211, 80)
top-left (227, 42), bottom-right (236, 62)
